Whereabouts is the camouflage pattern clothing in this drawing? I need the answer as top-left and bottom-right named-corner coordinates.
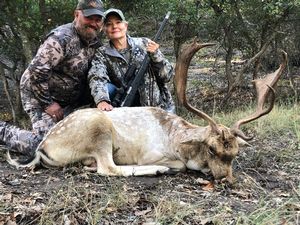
top-left (22, 22), bottom-right (100, 110)
top-left (88, 35), bottom-right (175, 112)
top-left (0, 22), bottom-right (101, 156)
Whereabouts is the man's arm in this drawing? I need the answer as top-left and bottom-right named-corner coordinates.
top-left (28, 36), bottom-right (64, 120)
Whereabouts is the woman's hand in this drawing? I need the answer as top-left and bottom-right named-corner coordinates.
top-left (97, 101), bottom-right (113, 111)
top-left (146, 40), bottom-right (159, 53)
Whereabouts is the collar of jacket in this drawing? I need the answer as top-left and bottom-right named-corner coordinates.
top-left (104, 34), bottom-right (134, 62)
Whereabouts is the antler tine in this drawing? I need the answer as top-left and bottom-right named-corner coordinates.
top-left (174, 38), bottom-right (219, 132)
top-left (231, 50), bottom-right (288, 140)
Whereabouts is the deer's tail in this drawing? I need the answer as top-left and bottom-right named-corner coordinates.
top-left (6, 150), bottom-right (41, 169)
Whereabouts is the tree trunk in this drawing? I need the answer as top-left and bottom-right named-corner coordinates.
top-left (19, 30), bottom-right (32, 65)
top-left (225, 42), bottom-right (234, 92)
top-left (0, 63), bottom-right (16, 123)
top-left (221, 33), bottom-right (276, 105)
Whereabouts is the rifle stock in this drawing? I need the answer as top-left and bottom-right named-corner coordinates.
top-left (111, 65), bottom-right (136, 107)
top-left (119, 11), bottom-right (171, 107)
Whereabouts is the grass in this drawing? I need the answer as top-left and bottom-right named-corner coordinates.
top-left (177, 103), bottom-right (299, 225)
top-left (221, 104), bottom-right (299, 165)
top-left (219, 103), bottom-right (296, 129)
top-left (235, 189), bottom-right (300, 225)
top-left (34, 177), bottom-right (201, 225)
top-left (39, 177), bottom-right (131, 224)
top-left (183, 103), bottom-right (299, 141)
top-left (204, 103), bottom-right (300, 141)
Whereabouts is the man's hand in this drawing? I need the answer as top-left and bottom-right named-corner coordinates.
top-left (146, 40), bottom-right (159, 53)
top-left (45, 102), bottom-right (64, 122)
top-left (97, 101), bottom-right (113, 111)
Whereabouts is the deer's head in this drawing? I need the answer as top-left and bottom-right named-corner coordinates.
top-left (174, 39), bottom-right (287, 182)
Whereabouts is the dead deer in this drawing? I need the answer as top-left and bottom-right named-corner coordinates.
top-left (7, 40), bottom-right (287, 183)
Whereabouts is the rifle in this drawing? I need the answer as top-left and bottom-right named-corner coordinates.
top-left (112, 11), bottom-right (171, 107)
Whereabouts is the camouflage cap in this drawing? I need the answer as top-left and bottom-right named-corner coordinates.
top-left (104, 8), bottom-right (126, 23)
top-left (76, 0), bottom-right (104, 17)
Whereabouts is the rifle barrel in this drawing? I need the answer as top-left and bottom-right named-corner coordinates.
top-left (153, 11), bottom-right (171, 42)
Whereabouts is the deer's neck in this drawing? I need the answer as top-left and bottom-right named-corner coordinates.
top-left (168, 119), bottom-right (210, 162)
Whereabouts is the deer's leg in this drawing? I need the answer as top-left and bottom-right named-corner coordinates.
top-left (113, 165), bottom-right (171, 176)
top-left (85, 136), bottom-right (120, 175)
top-left (85, 137), bottom-right (170, 176)
top-left (156, 160), bottom-right (186, 172)
top-left (82, 157), bottom-right (97, 171)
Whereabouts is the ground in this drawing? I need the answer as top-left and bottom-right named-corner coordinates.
top-left (0, 130), bottom-right (299, 224)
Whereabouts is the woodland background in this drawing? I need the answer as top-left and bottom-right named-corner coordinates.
top-left (0, 0), bottom-right (299, 123)
top-left (0, 1), bottom-right (299, 224)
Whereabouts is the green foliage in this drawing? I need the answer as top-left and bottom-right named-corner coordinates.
top-left (0, 0), bottom-right (76, 59)
top-left (262, 0), bottom-right (299, 16)
top-left (1, 0), bottom-right (300, 63)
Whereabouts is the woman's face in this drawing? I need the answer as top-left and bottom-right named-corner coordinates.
top-left (104, 14), bottom-right (128, 41)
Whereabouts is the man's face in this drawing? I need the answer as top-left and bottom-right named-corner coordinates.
top-left (74, 10), bottom-right (103, 41)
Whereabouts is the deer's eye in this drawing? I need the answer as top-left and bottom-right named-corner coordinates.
top-left (208, 146), bottom-right (216, 156)
top-left (224, 141), bottom-right (230, 149)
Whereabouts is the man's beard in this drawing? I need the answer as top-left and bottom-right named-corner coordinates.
top-left (77, 25), bottom-right (99, 42)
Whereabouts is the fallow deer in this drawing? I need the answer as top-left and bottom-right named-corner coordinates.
top-left (7, 40), bottom-right (287, 183)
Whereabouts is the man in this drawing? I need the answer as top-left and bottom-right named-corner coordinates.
top-left (0, 0), bottom-right (104, 156)
top-left (88, 8), bottom-right (175, 112)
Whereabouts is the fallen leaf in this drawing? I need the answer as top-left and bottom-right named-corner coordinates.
top-left (1, 193), bottom-right (12, 201)
top-left (202, 182), bottom-right (214, 191)
top-left (231, 190), bottom-right (251, 199)
top-left (106, 207), bottom-right (118, 213)
top-left (196, 178), bottom-right (210, 185)
top-left (5, 221), bottom-right (17, 225)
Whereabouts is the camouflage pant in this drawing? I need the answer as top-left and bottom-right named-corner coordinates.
top-left (0, 120), bottom-right (46, 156)
top-left (0, 88), bottom-right (75, 156)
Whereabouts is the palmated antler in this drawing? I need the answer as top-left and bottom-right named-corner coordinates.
top-left (174, 38), bottom-right (219, 133)
top-left (230, 50), bottom-right (288, 140)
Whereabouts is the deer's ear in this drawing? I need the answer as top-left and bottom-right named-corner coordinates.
top-left (180, 138), bottom-right (199, 145)
top-left (180, 128), bottom-right (208, 145)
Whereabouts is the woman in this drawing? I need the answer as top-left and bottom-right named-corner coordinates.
top-left (88, 8), bottom-right (175, 112)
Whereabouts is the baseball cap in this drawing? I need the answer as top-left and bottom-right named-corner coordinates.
top-left (76, 0), bottom-right (105, 17)
top-left (104, 8), bottom-right (126, 23)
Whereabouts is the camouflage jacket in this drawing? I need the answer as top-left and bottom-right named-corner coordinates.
top-left (20, 22), bottom-right (101, 109)
top-left (88, 35), bottom-right (175, 112)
